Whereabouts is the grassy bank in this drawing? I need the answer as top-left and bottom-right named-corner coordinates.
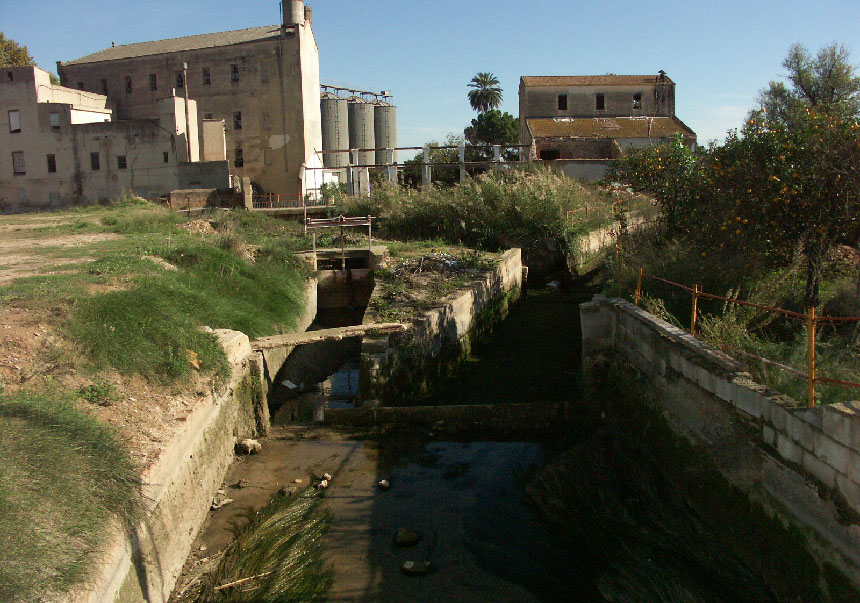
top-left (0, 391), bottom-right (142, 602)
top-left (0, 200), bottom-right (314, 598)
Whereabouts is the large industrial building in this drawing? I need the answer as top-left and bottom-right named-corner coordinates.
top-left (0, 64), bottom-right (228, 212)
top-left (519, 72), bottom-right (697, 180)
top-left (57, 0), bottom-right (324, 200)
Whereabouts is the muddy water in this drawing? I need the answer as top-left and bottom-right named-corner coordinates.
top-left (176, 288), bottom-right (777, 601)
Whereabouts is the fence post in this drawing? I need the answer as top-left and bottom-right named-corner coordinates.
top-left (422, 145), bottom-right (431, 187)
top-left (459, 144), bottom-right (466, 183)
top-left (808, 306), bottom-right (816, 407)
top-left (634, 267), bottom-right (643, 306)
top-left (691, 284), bottom-right (699, 336)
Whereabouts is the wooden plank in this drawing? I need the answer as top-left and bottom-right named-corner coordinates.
top-left (252, 323), bottom-right (405, 350)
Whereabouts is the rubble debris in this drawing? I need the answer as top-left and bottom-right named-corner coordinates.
top-left (401, 560), bottom-right (432, 576)
top-left (377, 479), bottom-right (390, 491)
top-left (394, 529), bottom-right (420, 547)
top-left (235, 439), bottom-right (261, 455)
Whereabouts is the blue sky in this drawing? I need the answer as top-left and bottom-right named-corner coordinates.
top-left (4, 0), bottom-right (859, 147)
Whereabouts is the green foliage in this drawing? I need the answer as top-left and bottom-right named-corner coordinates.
top-left (758, 43), bottom-right (860, 127)
top-left (78, 379), bottom-right (118, 407)
top-left (467, 71), bottom-right (503, 113)
top-left (192, 491), bottom-right (331, 601)
top-left (0, 391), bottom-right (141, 602)
top-left (464, 109), bottom-right (520, 161)
top-left (341, 166), bottom-right (605, 261)
top-left (0, 32), bottom-right (33, 67)
top-left (400, 134), bottom-right (463, 187)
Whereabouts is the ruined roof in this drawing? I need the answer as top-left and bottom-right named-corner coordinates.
top-left (521, 75), bottom-right (674, 87)
top-left (63, 25), bottom-right (283, 65)
top-left (527, 117), bottom-right (695, 140)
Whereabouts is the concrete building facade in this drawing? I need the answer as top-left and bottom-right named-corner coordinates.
top-left (57, 1), bottom-right (324, 200)
top-left (519, 72), bottom-right (697, 180)
top-left (0, 65), bottom-right (228, 213)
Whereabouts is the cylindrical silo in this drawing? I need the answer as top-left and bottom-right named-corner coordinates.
top-left (347, 96), bottom-right (375, 167)
top-left (374, 100), bottom-right (397, 166)
top-left (321, 92), bottom-right (349, 168)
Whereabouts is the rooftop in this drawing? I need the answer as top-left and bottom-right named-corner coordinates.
top-left (521, 74), bottom-right (675, 87)
top-left (63, 25), bottom-right (283, 65)
top-left (527, 116), bottom-right (695, 139)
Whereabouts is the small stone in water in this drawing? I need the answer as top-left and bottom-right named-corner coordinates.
top-left (378, 479), bottom-right (390, 491)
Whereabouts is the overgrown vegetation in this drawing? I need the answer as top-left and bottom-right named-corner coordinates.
top-left (187, 490), bottom-right (331, 602)
top-left (609, 43), bottom-right (860, 405)
top-left (0, 390), bottom-right (142, 602)
top-left (339, 166), bottom-right (626, 273)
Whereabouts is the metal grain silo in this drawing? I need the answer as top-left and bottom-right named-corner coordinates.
top-left (321, 92), bottom-right (349, 168)
top-left (347, 96), bottom-right (376, 167)
top-left (374, 100), bottom-right (397, 166)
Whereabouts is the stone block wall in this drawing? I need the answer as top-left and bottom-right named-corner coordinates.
top-left (581, 295), bottom-right (860, 585)
top-left (360, 248), bottom-right (523, 404)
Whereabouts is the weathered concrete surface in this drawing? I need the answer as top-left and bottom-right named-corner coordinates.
top-left (253, 322), bottom-right (405, 350)
top-left (258, 277), bottom-right (317, 389)
top-left (70, 331), bottom-right (265, 603)
top-left (581, 295), bottom-right (860, 589)
top-left (572, 212), bottom-right (651, 273)
top-left (360, 248), bottom-right (523, 403)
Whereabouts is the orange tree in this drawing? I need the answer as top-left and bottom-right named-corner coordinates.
top-left (706, 109), bottom-right (860, 308)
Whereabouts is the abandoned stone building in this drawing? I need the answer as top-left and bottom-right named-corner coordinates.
top-left (519, 72), bottom-right (697, 180)
top-left (0, 65), bottom-right (228, 212)
top-left (57, 0), bottom-right (324, 200)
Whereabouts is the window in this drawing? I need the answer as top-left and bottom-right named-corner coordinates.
top-left (175, 71), bottom-right (184, 89)
top-left (231, 64), bottom-right (239, 83)
top-left (125, 76), bottom-right (132, 93)
top-left (8, 110), bottom-right (20, 133)
top-left (539, 148), bottom-right (560, 161)
top-left (595, 93), bottom-right (605, 111)
top-left (101, 78), bottom-right (108, 95)
top-left (149, 74), bottom-right (157, 91)
top-left (557, 94), bottom-right (567, 111)
top-left (202, 67), bottom-right (211, 86)
top-left (117, 155), bottom-right (127, 170)
top-left (163, 151), bottom-right (169, 163)
top-left (233, 111), bottom-right (242, 130)
top-left (261, 110), bottom-right (270, 129)
top-left (6, 71), bottom-right (12, 82)
top-left (260, 61), bottom-right (269, 83)
top-left (49, 112), bottom-right (60, 130)
top-left (234, 147), bottom-right (243, 167)
top-left (46, 154), bottom-right (56, 173)
top-left (204, 112), bottom-right (214, 120)
top-left (77, 82), bottom-right (85, 90)
top-left (90, 152), bottom-right (100, 171)
top-left (12, 151), bottom-right (25, 174)
top-left (633, 92), bottom-right (642, 110)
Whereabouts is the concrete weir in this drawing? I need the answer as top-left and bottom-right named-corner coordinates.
top-left (581, 295), bottom-right (860, 593)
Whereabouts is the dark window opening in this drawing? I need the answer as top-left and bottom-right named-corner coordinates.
top-left (233, 111), bottom-right (242, 130)
top-left (149, 74), bottom-right (157, 91)
top-left (204, 112), bottom-right (214, 120)
top-left (234, 147), bottom-right (243, 167)
top-left (117, 155), bottom-right (127, 170)
top-left (163, 151), bottom-right (169, 163)
top-left (595, 93), bottom-right (605, 111)
top-left (539, 148), bottom-right (560, 160)
top-left (557, 94), bottom-right (567, 111)
top-left (49, 112), bottom-right (60, 129)
top-left (101, 79), bottom-right (108, 95)
top-left (203, 67), bottom-right (211, 85)
top-left (77, 81), bottom-right (85, 90)
top-left (231, 64), bottom-right (239, 83)
top-left (176, 71), bottom-right (185, 89)
top-left (90, 152), bottom-right (100, 171)
top-left (633, 92), bottom-right (642, 110)
top-left (12, 151), bottom-right (25, 175)
top-left (125, 76), bottom-right (132, 93)
top-left (46, 154), bottom-right (56, 173)
top-left (6, 71), bottom-right (12, 82)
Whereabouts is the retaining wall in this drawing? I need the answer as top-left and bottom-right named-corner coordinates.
top-left (359, 248), bottom-right (523, 404)
top-left (71, 331), bottom-right (265, 603)
top-left (581, 295), bottom-right (860, 587)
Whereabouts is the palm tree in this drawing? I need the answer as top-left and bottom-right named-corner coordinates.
top-left (468, 72), bottom-right (503, 113)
